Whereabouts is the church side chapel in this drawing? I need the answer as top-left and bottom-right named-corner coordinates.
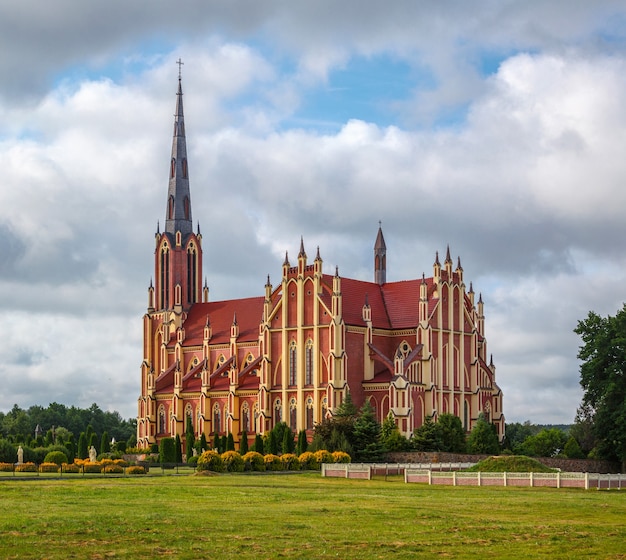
top-left (136, 70), bottom-right (504, 449)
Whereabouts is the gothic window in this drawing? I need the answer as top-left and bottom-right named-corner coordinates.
top-left (184, 196), bottom-right (190, 220)
top-left (306, 397), bottom-right (314, 430)
top-left (463, 400), bottom-right (469, 431)
top-left (289, 398), bottom-right (297, 429)
top-left (158, 406), bottom-right (166, 434)
top-left (289, 341), bottom-right (297, 386)
top-left (241, 403), bottom-right (250, 433)
top-left (274, 399), bottom-right (282, 425)
top-left (170, 158), bottom-right (176, 178)
top-left (182, 158), bottom-right (188, 179)
top-left (187, 245), bottom-right (197, 303)
top-left (213, 404), bottom-right (221, 434)
top-left (185, 404), bottom-right (193, 430)
top-left (305, 340), bottom-right (313, 385)
top-left (215, 355), bottom-right (225, 370)
top-left (253, 403), bottom-right (259, 432)
top-left (160, 245), bottom-right (170, 309)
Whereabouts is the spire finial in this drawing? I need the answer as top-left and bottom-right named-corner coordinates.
top-left (177, 58), bottom-right (184, 80)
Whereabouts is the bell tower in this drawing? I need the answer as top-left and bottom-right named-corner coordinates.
top-left (154, 61), bottom-right (203, 313)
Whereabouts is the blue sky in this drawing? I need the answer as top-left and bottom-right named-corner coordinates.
top-left (1, 1), bottom-right (626, 425)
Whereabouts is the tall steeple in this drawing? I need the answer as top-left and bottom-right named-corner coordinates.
top-left (165, 59), bottom-right (192, 237)
top-left (153, 61), bottom-right (203, 312)
top-left (374, 222), bottom-right (386, 286)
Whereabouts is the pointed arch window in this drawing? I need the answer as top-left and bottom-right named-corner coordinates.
top-left (168, 195), bottom-right (175, 219)
top-left (160, 245), bottom-right (170, 309)
top-left (253, 403), bottom-right (259, 432)
top-left (170, 159), bottom-right (176, 178)
top-left (184, 196), bottom-right (190, 220)
top-left (306, 397), bottom-right (314, 430)
top-left (187, 244), bottom-right (197, 303)
top-left (182, 158), bottom-right (188, 179)
top-left (213, 403), bottom-right (222, 434)
top-left (289, 398), bottom-right (297, 429)
top-left (185, 404), bottom-right (194, 431)
top-left (274, 399), bottom-right (282, 425)
top-left (241, 402), bottom-right (250, 433)
top-left (305, 340), bottom-right (314, 385)
top-left (289, 341), bottom-right (297, 386)
top-left (158, 406), bottom-right (166, 434)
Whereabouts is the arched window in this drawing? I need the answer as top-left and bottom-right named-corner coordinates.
top-left (160, 245), bottom-right (170, 309)
top-left (184, 196), bottom-right (190, 220)
top-left (289, 398), bottom-right (297, 429)
top-left (305, 340), bottom-right (313, 385)
top-left (306, 397), bottom-right (314, 430)
top-left (463, 400), bottom-right (469, 431)
top-left (289, 341), bottom-right (297, 386)
top-left (253, 403), bottom-right (259, 432)
top-left (158, 406), bottom-right (166, 434)
top-left (170, 158), bottom-right (176, 178)
top-left (241, 403), bottom-right (250, 433)
top-left (215, 355), bottom-right (225, 371)
top-left (274, 399), bottom-right (282, 425)
top-left (185, 404), bottom-right (193, 430)
top-left (182, 158), bottom-right (188, 179)
top-left (213, 403), bottom-right (221, 434)
top-left (187, 245), bottom-right (197, 303)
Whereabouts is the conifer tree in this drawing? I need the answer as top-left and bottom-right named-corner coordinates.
top-left (199, 433), bottom-right (208, 453)
top-left (175, 434), bottom-right (183, 463)
top-left (240, 430), bottom-right (249, 454)
top-left (282, 428), bottom-right (294, 454)
top-left (268, 430), bottom-right (278, 455)
top-left (227, 432), bottom-right (235, 451)
top-left (296, 430), bottom-right (308, 455)
top-left (213, 432), bottom-right (220, 452)
top-left (254, 434), bottom-right (264, 454)
top-left (185, 416), bottom-right (195, 460)
top-left (352, 399), bottom-right (384, 462)
top-left (88, 433), bottom-right (98, 455)
top-left (412, 417), bottom-right (443, 452)
top-left (220, 435), bottom-right (227, 453)
top-left (77, 432), bottom-right (88, 460)
top-left (467, 414), bottom-right (500, 455)
top-left (100, 431), bottom-right (110, 454)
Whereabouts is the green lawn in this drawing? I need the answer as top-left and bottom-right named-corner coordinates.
top-left (0, 472), bottom-right (625, 559)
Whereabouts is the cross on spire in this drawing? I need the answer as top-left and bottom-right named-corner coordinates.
top-left (176, 58), bottom-right (184, 80)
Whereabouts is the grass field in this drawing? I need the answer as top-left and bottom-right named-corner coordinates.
top-left (1, 472), bottom-right (625, 559)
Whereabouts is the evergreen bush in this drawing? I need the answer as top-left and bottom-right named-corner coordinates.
top-left (280, 453), bottom-right (300, 470)
top-left (240, 430), bottom-right (249, 454)
top-left (263, 453), bottom-right (282, 471)
top-left (159, 437), bottom-right (177, 464)
top-left (254, 434), bottom-right (264, 454)
top-left (332, 451), bottom-right (351, 463)
top-left (221, 451), bottom-right (245, 472)
top-left (226, 433), bottom-right (235, 452)
top-left (313, 450), bottom-right (333, 466)
top-left (77, 432), bottom-right (88, 460)
top-left (0, 440), bottom-right (17, 463)
top-left (127, 465), bottom-right (146, 475)
top-left (39, 462), bottom-right (60, 473)
top-left (186, 455), bottom-right (199, 467)
top-left (242, 451), bottom-right (265, 471)
top-left (175, 434), bottom-right (183, 463)
top-left (44, 450), bottom-right (68, 465)
top-left (196, 450), bottom-right (224, 472)
top-left (298, 451), bottom-right (317, 470)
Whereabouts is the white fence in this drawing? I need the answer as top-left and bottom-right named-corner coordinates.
top-left (321, 463), bottom-right (624, 490)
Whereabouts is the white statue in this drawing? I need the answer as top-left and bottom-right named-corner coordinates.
top-left (89, 445), bottom-right (97, 462)
top-left (17, 445), bottom-right (23, 465)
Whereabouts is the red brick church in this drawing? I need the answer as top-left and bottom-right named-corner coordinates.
top-left (136, 74), bottom-right (505, 448)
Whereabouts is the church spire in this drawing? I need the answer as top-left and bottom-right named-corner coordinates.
top-left (374, 222), bottom-right (386, 286)
top-left (165, 60), bottom-right (192, 237)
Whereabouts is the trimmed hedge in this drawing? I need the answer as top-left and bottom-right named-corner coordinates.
top-left (221, 451), bottom-right (245, 472)
top-left (197, 450), bottom-right (224, 473)
top-left (242, 451), bottom-right (265, 471)
top-left (281, 453), bottom-right (300, 471)
top-left (44, 450), bottom-right (69, 465)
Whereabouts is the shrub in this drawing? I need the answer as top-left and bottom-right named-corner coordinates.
top-left (186, 455), bottom-right (199, 466)
top-left (0, 440), bottom-right (17, 463)
top-left (61, 463), bottom-right (80, 473)
top-left (159, 437), bottom-right (177, 464)
top-left (83, 462), bottom-right (103, 473)
top-left (103, 464), bottom-right (124, 474)
top-left (44, 450), bottom-right (69, 466)
top-left (196, 450), bottom-right (224, 473)
top-left (15, 462), bottom-right (37, 473)
top-left (242, 451), bottom-right (265, 472)
top-left (298, 451), bottom-right (317, 470)
top-left (0, 462), bottom-right (14, 472)
top-left (281, 453), bottom-right (300, 471)
top-left (39, 462), bottom-right (60, 473)
top-left (127, 465), bottom-right (146, 475)
top-left (263, 454), bottom-right (282, 471)
top-left (113, 459), bottom-right (129, 467)
top-left (221, 451), bottom-right (245, 472)
top-left (313, 450), bottom-right (333, 466)
top-left (332, 451), bottom-right (352, 463)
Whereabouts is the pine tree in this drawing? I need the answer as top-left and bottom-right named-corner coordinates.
top-left (467, 414), bottom-right (500, 455)
top-left (220, 435), bottom-right (227, 453)
top-left (412, 417), bottom-right (443, 452)
top-left (282, 429), bottom-right (294, 454)
top-left (175, 434), bottom-right (183, 463)
top-left (254, 434), bottom-right (264, 454)
top-left (240, 430), bottom-right (249, 454)
top-left (296, 430), bottom-right (308, 455)
top-left (352, 399), bottom-right (384, 462)
top-left (77, 432), bottom-right (88, 460)
top-left (100, 431), bottom-right (110, 454)
top-left (268, 430), bottom-right (278, 455)
top-left (334, 390), bottom-right (358, 417)
top-left (185, 416), bottom-right (195, 460)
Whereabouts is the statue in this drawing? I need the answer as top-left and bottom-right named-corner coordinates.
top-left (89, 445), bottom-right (97, 462)
top-left (17, 445), bottom-right (23, 465)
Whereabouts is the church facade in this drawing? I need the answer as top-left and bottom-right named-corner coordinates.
top-left (136, 76), bottom-right (505, 448)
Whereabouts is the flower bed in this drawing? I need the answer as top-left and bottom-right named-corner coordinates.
top-left (15, 462), bottom-right (37, 473)
top-left (62, 463), bottom-right (81, 473)
top-left (39, 462), bottom-right (60, 473)
top-left (0, 462), bottom-right (14, 472)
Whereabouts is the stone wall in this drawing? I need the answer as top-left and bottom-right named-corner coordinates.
top-left (385, 451), bottom-right (621, 473)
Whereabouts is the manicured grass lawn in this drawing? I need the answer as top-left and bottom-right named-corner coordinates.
top-left (1, 472), bottom-right (625, 559)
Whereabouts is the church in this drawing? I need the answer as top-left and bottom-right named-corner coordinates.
top-left (136, 73), bottom-right (505, 449)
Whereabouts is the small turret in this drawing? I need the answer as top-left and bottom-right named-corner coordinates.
top-left (374, 223), bottom-right (387, 286)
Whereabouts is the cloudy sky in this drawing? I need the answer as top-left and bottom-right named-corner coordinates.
top-left (1, 1), bottom-right (625, 425)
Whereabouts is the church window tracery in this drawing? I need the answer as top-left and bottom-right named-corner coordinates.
top-left (305, 340), bottom-right (313, 385)
top-left (213, 403), bottom-right (221, 433)
top-left (158, 406), bottom-right (166, 434)
top-left (306, 397), bottom-right (314, 430)
top-left (289, 341), bottom-right (297, 386)
top-left (241, 402), bottom-right (250, 432)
